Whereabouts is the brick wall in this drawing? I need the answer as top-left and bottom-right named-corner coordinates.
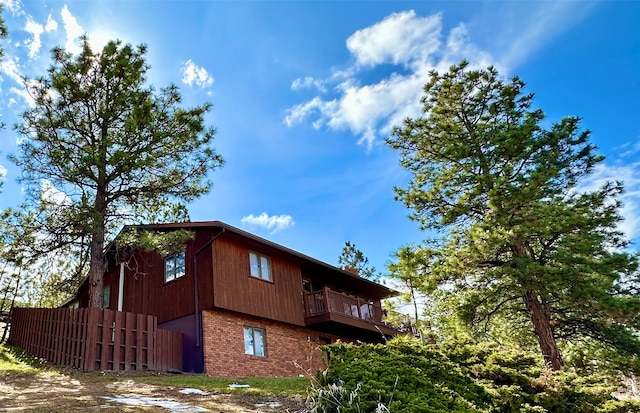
top-left (202, 309), bottom-right (352, 377)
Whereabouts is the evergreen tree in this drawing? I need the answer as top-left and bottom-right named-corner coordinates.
top-left (11, 37), bottom-right (224, 308)
top-left (338, 241), bottom-right (378, 280)
top-left (387, 61), bottom-right (640, 370)
top-left (387, 245), bottom-right (437, 339)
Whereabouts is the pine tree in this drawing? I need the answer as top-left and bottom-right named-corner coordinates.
top-left (11, 37), bottom-right (224, 308)
top-left (387, 61), bottom-right (640, 370)
top-left (338, 241), bottom-right (378, 280)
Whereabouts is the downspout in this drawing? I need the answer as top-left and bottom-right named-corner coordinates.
top-left (193, 228), bottom-right (226, 347)
top-left (117, 262), bottom-right (125, 312)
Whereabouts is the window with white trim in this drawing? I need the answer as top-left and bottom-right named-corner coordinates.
top-left (243, 326), bottom-right (266, 357)
top-left (165, 251), bottom-right (186, 283)
top-left (249, 252), bottom-right (271, 281)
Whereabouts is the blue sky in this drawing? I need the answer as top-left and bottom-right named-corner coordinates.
top-left (0, 0), bottom-right (638, 276)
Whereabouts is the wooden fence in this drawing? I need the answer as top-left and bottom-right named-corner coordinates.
top-left (7, 307), bottom-right (182, 372)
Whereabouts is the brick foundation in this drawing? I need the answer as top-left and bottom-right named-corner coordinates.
top-left (202, 309), bottom-right (350, 377)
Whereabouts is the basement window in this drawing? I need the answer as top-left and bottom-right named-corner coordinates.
top-left (165, 251), bottom-right (186, 283)
top-left (249, 252), bottom-right (271, 281)
top-left (244, 326), bottom-right (266, 357)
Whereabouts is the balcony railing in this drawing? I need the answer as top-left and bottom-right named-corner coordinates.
top-left (303, 287), bottom-right (384, 324)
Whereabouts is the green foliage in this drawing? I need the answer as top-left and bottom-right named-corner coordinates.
top-left (338, 241), bottom-right (378, 280)
top-left (0, 6), bottom-right (7, 60)
top-left (307, 337), bottom-right (640, 413)
top-left (386, 245), bottom-right (439, 337)
top-left (11, 36), bottom-right (224, 307)
top-left (386, 61), bottom-right (640, 369)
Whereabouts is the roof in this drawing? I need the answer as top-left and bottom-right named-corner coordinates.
top-left (131, 221), bottom-right (396, 300)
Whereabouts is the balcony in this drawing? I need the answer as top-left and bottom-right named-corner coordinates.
top-left (303, 287), bottom-right (398, 338)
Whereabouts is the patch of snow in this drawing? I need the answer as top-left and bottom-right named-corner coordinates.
top-left (101, 396), bottom-right (209, 412)
top-left (228, 383), bottom-right (250, 388)
top-left (179, 388), bottom-right (210, 395)
top-left (255, 401), bottom-right (282, 408)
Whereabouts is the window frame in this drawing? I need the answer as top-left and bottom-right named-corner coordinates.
top-left (249, 251), bottom-right (272, 282)
top-left (164, 251), bottom-right (186, 283)
top-left (243, 326), bottom-right (266, 357)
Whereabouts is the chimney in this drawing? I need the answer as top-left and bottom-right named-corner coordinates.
top-left (343, 265), bottom-right (359, 276)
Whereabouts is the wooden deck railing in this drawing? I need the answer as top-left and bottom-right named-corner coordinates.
top-left (304, 287), bottom-right (384, 324)
top-left (7, 307), bottom-right (182, 372)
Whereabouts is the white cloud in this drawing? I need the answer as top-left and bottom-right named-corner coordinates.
top-left (0, 164), bottom-right (6, 182)
top-left (60, 4), bottom-right (84, 55)
top-left (181, 60), bottom-right (214, 88)
top-left (240, 213), bottom-right (295, 234)
top-left (291, 76), bottom-right (326, 92)
top-left (24, 13), bottom-right (58, 59)
top-left (40, 179), bottom-right (72, 207)
top-left (0, 56), bottom-right (23, 83)
top-left (23, 18), bottom-right (44, 59)
top-left (285, 11), bottom-right (495, 149)
top-left (578, 161), bottom-right (640, 243)
top-left (346, 11), bottom-right (442, 68)
top-left (9, 85), bottom-right (33, 106)
top-left (45, 13), bottom-right (58, 32)
top-left (494, 2), bottom-right (596, 69)
top-left (0, 0), bottom-right (21, 15)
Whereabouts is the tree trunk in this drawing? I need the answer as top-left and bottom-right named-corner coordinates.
top-left (523, 290), bottom-right (563, 370)
top-left (1, 274), bottom-right (20, 343)
top-left (88, 231), bottom-right (106, 308)
top-left (88, 189), bottom-right (107, 308)
top-left (510, 237), bottom-right (563, 370)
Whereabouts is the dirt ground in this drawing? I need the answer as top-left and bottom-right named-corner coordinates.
top-left (0, 369), bottom-right (306, 412)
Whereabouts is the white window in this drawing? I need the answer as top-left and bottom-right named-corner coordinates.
top-left (165, 251), bottom-right (186, 283)
top-left (249, 252), bottom-right (271, 281)
top-left (244, 326), bottom-right (266, 357)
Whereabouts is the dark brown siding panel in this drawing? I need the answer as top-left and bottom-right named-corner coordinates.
top-left (212, 237), bottom-right (305, 326)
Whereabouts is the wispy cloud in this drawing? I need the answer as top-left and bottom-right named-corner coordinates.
top-left (0, 0), bottom-right (22, 15)
top-left (490, 2), bottom-right (596, 70)
top-left (60, 4), bottom-right (84, 55)
top-left (285, 11), bottom-right (495, 150)
top-left (240, 212), bottom-right (295, 234)
top-left (23, 14), bottom-right (57, 59)
top-left (291, 76), bottom-right (326, 92)
top-left (286, 5), bottom-right (595, 150)
top-left (0, 56), bottom-right (23, 83)
top-left (45, 13), bottom-right (58, 32)
top-left (181, 59), bottom-right (214, 88)
top-left (23, 18), bottom-right (44, 59)
top-left (578, 155), bottom-right (640, 243)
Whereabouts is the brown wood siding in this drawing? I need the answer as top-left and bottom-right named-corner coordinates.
top-left (103, 229), bottom-right (217, 324)
top-left (212, 237), bottom-right (305, 326)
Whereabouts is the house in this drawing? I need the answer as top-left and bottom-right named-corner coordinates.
top-left (66, 221), bottom-right (398, 377)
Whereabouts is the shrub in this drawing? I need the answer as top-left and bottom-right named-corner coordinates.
top-left (305, 337), bottom-right (640, 413)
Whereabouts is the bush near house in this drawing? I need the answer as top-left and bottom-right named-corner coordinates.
top-left (307, 337), bottom-right (640, 413)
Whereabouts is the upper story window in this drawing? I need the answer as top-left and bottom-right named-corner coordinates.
top-left (165, 251), bottom-right (186, 283)
top-left (249, 251), bottom-right (271, 281)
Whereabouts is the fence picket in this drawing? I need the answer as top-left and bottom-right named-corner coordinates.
top-left (8, 307), bottom-right (181, 372)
